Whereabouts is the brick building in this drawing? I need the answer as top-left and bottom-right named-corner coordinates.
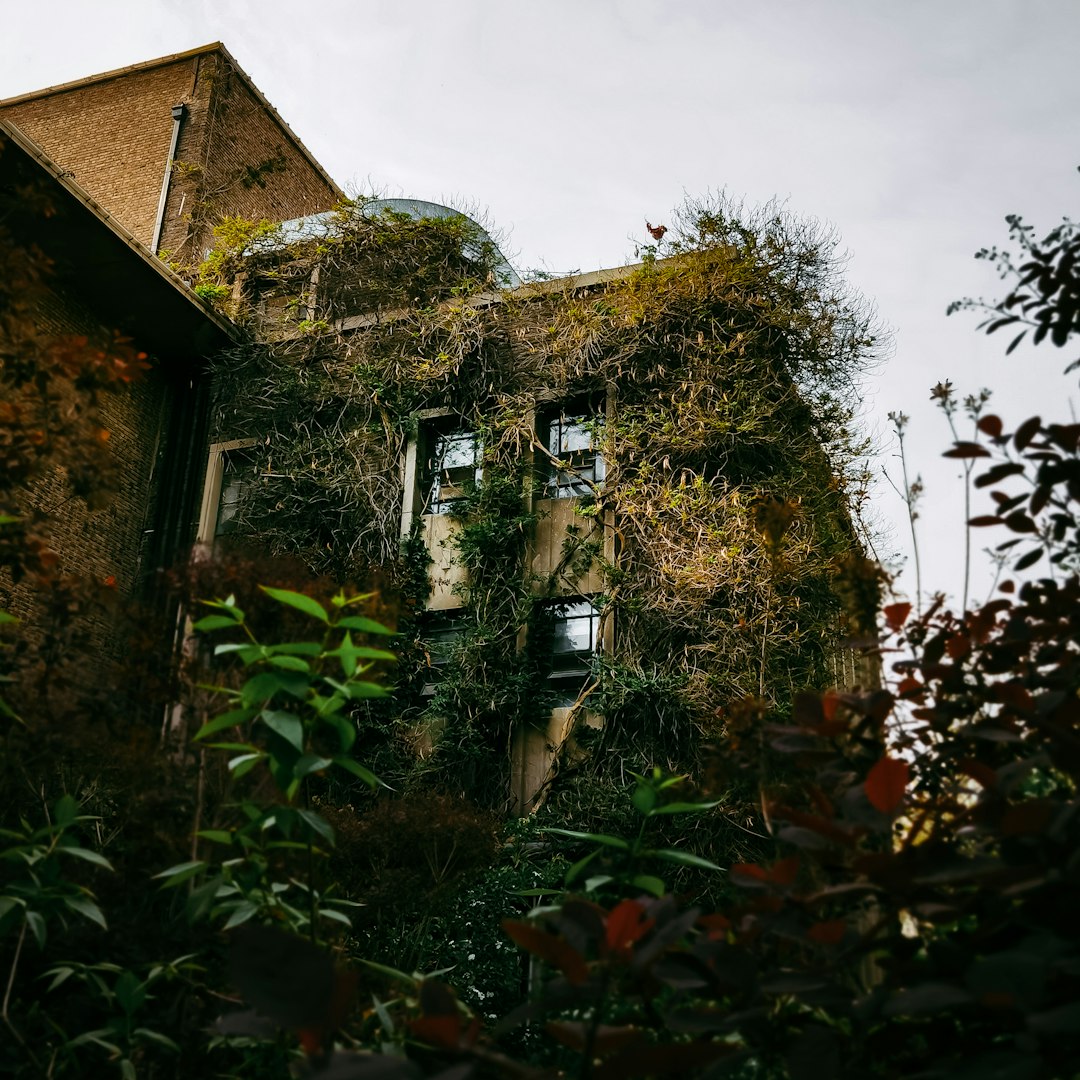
top-left (3, 46), bottom-right (871, 814)
top-left (0, 45), bottom-right (342, 644)
top-left (0, 43), bottom-right (341, 263)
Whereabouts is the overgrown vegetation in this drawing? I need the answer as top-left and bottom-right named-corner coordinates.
top-left (25, 142), bottom-right (1080, 1079)
top-left (199, 195), bottom-right (881, 829)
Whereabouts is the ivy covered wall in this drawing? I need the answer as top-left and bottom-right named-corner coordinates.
top-left (194, 196), bottom-right (882, 829)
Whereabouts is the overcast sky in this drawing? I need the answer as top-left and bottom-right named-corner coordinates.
top-left (3, 0), bottom-right (1078, 609)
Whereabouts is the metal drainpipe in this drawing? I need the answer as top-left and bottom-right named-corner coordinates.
top-left (151, 103), bottom-right (186, 255)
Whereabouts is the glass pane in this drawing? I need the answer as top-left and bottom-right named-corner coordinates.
top-left (427, 428), bottom-right (481, 513)
top-left (552, 600), bottom-right (598, 655)
top-left (545, 410), bottom-right (603, 499)
top-left (215, 450), bottom-right (256, 536)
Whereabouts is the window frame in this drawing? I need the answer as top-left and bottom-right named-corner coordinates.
top-left (546, 597), bottom-right (603, 708)
top-left (422, 424), bottom-right (483, 516)
top-left (196, 438), bottom-right (260, 546)
top-left (538, 400), bottom-right (605, 500)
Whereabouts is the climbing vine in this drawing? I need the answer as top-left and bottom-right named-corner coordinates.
top-left (199, 194), bottom-right (882, 826)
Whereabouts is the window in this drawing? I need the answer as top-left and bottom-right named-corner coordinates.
top-left (420, 614), bottom-right (466, 695)
top-left (197, 439), bottom-right (260, 546)
top-left (548, 598), bottom-right (601, 707)
top-left (543, 405), bottom-right (604, 499)
top-left (423, 427), bottom-right (482, 515)
top-left (214, 447), bottom-right (257, 536)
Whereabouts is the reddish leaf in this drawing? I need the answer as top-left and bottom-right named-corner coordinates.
top-left (1001, 799), bottom-right (1055, 837)
top-left (1013, 547), bottom-right (1043, 570)
top-left (547, 1021), bottom-right (645, 1055)
top-left (1003, 511), bottom-right (1038, 533)
top-left (943, 441), bottom-right (991, 458)
top-left (501, 920), bottom-right (589, 985)
top-left (697, 913), bottom-right (731, 939)
top-left (977, 414), bottom-right (1003, 438)
top-left (883, 602), bottom-right (911, 633)
top-left (770, 856), bottom-right (801, 886)
top-left (821, 689), bottom-right (842, 723)
top-left (968, 515), bottom-right (1003, 527)
top-left (958, 757), bottom-right (997, 789)
top-left (731, 863), bottom-right (769, 885)
top-left (807, 919), bottom-right (847, 945)
top-left (408, 1014), bottom-right (461, 1050)
top-left (865, 756), bottom-right (909, 814)
top-left (594, 1040), bottom-right (735, 1079)
top-left (604, 900), bottom-right (654, 956)
top-left (1014, 415), bottom-right (1042, 450)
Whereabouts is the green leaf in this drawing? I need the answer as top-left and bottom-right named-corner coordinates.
top-left (241, 671), bottom-right (308, 706)
top-left (294, 754), bottom-right (333, 778)
top-left (223, 901), bottom-right (258, 929)
top-left (62, 894), bottom-right (108, 928)
top-left (25, 910), bottom-right (46, 947)
top-left (260, 586), bottom-right (328, 623)
top-left (268, 655), bottom-right (311, 672)
top-left (360, 959), bottom-right (418, 987)
top-left (197, 597), bottom-right (244, 619)
top-left (68, 1031), bottom-right (122, 1055)
top-left (318, 908), bottom-right (353, 927)
top-left (650, 849), bottom-right (724, 871)
top-left (114, 970), bottom-right (146, 1015)
top-left (213, 643), bottom-right (264, 663)
top-left (259, 710), bottom-right (304, 753)
top-left (297, 809), bottom-right (335, 846)
top-left (630, 874), bottom-right (667, 897)
top-left (195, 830), bottom-right (234, 845)
top-left (230, 753), bottom-right (264, 778)
top-left (631, 784), bottom-right (657, 816)
top-left (564, 849), bottom-right (600, 886)
top-left (322, 713), bottom-right (357, 753)
top-left (648, 800), bottom-right (721, 816)
top-left (333, 756), bottom-right (382, 789)
top-left (544, 827), bottom-right (630, 850)
top-left (53, 794), bottom-right (79, 827)
top-left (186, 876), bottom-right (222, 922)
top-left (0, 896), bottom-right (24, 921)
top-left (193, 708), bottom-right (257, 741)
top-left (43, 965), bottom-right (75, 992)
top-left (0, 611), bottom-right (19, 625)
top-left (133, 1028), bottom-right (180, 1053)
top-left (57, 846), bottom-right (114, 871)
top-left (265, 642), bottom-right (322, 657)
top-left (337, 615), bottom-right (395, 635)
top-left (153, 861), bottom-right (207, 888)
top-left (193, 614), bottom-right (243, 632)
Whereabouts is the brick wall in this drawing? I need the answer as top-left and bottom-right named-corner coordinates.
top-left (160, 51), bottom-right (340, 262)
top-left (1, 47), bottom-right (341, 264)
top-left (0, 59), bottom-right (196, 248)
top-left (2, 282), bottom-right (170, 670)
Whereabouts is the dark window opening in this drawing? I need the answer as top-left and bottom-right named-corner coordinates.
top-left (420, 615), bottom-right (467, 695)
top-left (215, 447), bottom-right (258, 537)
top-left (548, 598), bottom-right (601, 707)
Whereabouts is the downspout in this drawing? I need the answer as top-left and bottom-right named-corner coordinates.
top-left (150, 103), bottom-right (186, 255)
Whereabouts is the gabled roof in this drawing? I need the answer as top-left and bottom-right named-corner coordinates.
top-left (0, 42), bottom-right (342, 201)
top-left (0, 117), bottom-right (238, 362)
